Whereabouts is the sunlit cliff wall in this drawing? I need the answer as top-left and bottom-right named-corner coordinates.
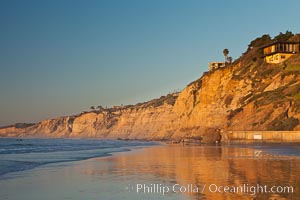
top-left (1, 34), bottom-right (300, 140)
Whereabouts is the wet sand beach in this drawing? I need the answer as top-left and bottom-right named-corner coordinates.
top-left (0, 144), bottom-right (299, 200)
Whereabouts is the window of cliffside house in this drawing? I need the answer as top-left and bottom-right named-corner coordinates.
top-left (281, 55), bottom-right (286, 59)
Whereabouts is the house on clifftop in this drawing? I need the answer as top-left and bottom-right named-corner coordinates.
top-left (208, 62), bottom-right (226, 71)
top-left (262, 41), bottom-right (300, 64)
top-left (208, 48), bottom-right (232, 71)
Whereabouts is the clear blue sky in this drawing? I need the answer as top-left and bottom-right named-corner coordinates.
top-left (0, 0), bottom-right (299, 126)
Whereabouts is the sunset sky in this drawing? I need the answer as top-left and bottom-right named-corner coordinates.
top-left (1, 0), bottom-right (300, 126)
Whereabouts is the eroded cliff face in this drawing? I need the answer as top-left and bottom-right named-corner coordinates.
top-left (0, 97), bottom-right (181, 140)
top-left (2, 34), bottom-right (300, 141)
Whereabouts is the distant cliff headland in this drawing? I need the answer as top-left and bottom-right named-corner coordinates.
top-left (2, 32), bottom-right (300, 142)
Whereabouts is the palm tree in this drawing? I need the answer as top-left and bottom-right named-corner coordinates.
top-left (223, 48), bottom-right (229, 60)
top-left (223, 48), bottom-right (232, 64)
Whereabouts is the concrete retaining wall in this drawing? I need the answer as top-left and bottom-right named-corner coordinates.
top-left (222, 131), bottom-right (300, 143)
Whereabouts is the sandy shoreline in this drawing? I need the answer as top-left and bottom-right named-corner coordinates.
top-left (0, 144), bottom-right (299, 200)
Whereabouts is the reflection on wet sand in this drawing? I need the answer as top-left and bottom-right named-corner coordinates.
top-left (95, 145), bottom-right (300, 200)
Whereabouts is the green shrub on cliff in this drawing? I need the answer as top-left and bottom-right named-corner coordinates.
top-left (267, 114), bottom-right (299, 131)
top-left (247, 34), bottom-right (271, 49)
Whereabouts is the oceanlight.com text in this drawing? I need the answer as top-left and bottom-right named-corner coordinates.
top-left (208, 183), bottom-right (294, 196)
top-left (129, 183), bottom-right (294, 196)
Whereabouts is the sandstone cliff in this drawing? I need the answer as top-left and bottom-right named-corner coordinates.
top-left (1, 33), bottom-right (300, 141)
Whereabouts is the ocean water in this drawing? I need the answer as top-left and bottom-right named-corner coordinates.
top-left (0, 138), bottom-right (156, 177)
top-left (253, 144), bottom-right (300, 157)
top-left (0, 143), bottom-right (300, 199)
